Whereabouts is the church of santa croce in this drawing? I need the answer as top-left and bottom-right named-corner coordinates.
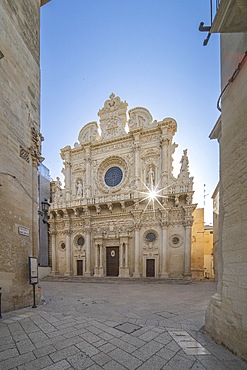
top-left (49, 94), bottom-right (196, 278)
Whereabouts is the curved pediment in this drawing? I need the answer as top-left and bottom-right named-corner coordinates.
top-left (128, 107), bottom-right (153, 131)
top-left (78, 121), bottom-right (100, 144)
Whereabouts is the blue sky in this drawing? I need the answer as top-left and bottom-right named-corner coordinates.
top-left (40, 0), bottom-right (220, 224)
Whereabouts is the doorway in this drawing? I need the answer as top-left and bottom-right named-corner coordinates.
top-left (106, 247), bottom-right (119, 276)
top-left (77, 260), bottom-right (83, 275)
top-left (146, 259), bottom-right (155, 277)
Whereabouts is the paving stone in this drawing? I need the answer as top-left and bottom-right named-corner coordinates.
top-left (114, 322), bottom-right (142, 334)
top-left (99, 332), bottom-right (115, 341)
top-left (42, 359), bottom-right (71, 370)
top-left (33, 345), bottom-right (57, 358)
top-left (49, 345), bottom-right (81, 363)
top-left (136, 354), bottom-right (166, 370)
top-left (67, 353), bottom-right (94, 370)
top-left (19, 319), bottom-right (40, 334)
top-left (17, 355), bottom-right (53, 370)
top-left (75, 340), bottom-right (100, 357)
top-left (196, 354), bottom-right (245, 370)
top-left (108, 348), bottom-right (142, 370)
top-left (86, 365), bottom-right (104, 370)
top-left (16, 339), bottom-right (36, 354)
top-left (189, 361), bottom-right (208, 370)
top-left (1, 281), bottom-right (246, 370)
top-left (53, 335), bottom-right (82, 350)
top-left (103, 359), bottom-right (130, 370)
top-left (109, 337), bottom-right (136, 353)
top-left (162, 352), bottom-right (195, 370)
top-left (133, 341), bottom-right (163, 361)
top-left (120, 334), bottom-right (146, 348)
top-left (93, 339), bottom-right (107, 348)
top-left (154, 332), bottom-right (172, 346)
top-left (138, 330), bottom-right (160, 342)
top-left (80, 331), bottom-right (101, 344)
top-left (0, 348), bottom-right (19, 362)
top-left (0, 352), bottom-right (36, 370)
top-left (28, 330), bottom-right (49, 343)
top-left (99, 343), bottom-right (116, 354)
top-left (87, 326), bottom-right (103, 336)
top-left (91, 352), bottom-right (112, 366)
top-left (156, 346), bottom-right (178, 361)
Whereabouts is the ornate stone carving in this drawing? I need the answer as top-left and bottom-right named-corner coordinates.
top-left (78, 121), bottom-right (99, 144)
top-left (20, 146), bottom-right (30, 163)
top-left (98, 93), bottom-right (128, 140)
top-left (128, 107), bottom-right (153, 130)
top-left (96, 156), bottom-right (129, 193)
top-left (30, 126), bottom-right (44, 167)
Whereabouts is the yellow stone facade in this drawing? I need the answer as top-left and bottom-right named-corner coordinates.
top-left (191, 209), bottom-right (214, 280)
top-left (50, 94), bottom-right (196, 278)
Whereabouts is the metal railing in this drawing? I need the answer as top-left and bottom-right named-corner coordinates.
top-left (199, 0), bottom-right (221, 45)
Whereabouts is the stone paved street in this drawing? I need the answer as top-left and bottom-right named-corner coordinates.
top-left (0, 279), bottom-right (246, 369)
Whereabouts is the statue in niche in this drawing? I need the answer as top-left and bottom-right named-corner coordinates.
top-left (76, 180), bottom-right (83, 198)
top-left (180, 149), bottom-right (189, 172)
top-left (146, 167), bottom-right (155, 188)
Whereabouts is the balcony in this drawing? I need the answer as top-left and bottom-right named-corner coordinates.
top-left (199, 0), bottom-right (247, 45)
top-left (211, 0), bottom-right (247, 33)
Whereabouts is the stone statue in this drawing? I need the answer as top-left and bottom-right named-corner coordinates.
top-left (180, 149), bottom-right (189, 172)
top-left (76, 180), bottom-right (83, 198)
top-left (54, 177), bottom-right (62, 202)
top-left (147, 167), bottom-right (155, 188)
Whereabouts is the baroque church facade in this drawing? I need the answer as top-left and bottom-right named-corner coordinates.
top-left (50, 94), bottom-right (196, 278)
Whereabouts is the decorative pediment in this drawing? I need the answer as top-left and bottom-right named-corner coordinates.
top-left (98, 94), bottom-right (128, 140)
top-left (128, 107), bottom-right (153, 131)
top-left (78, 121), bottom-right (99, 144)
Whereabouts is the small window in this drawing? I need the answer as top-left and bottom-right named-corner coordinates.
top-left (77, 237), bottom-right (85, 246)
top-left (61, 243), bottom-right (66, 250)
top-left (145, 232), bottom-right (156, 242)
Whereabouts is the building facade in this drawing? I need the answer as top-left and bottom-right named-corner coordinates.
top-left (50, 94), bottom-right (196, 278)
top-left (0, 0), bottom-right (51, 312)
top-left (191, 208), bottom-right (214, 280)
top-left (200, 0), bottom-right (247, 360)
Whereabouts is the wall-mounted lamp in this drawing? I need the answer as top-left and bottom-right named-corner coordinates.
top-left (39, 198), bottom-right (50, 224)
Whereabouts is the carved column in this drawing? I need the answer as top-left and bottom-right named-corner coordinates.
top-left (184, 223), bottom-right (192, 276)
top-left (160, 217), bottom-right (169, 278)
top-left (133, 133), bottom-right (141, 190)
top-left (85, 145), bottom-right (91, 198)
top-left (64, 159), bottom-right (71, 202)
top-left (99, 244), bottom-right (104, 276)
top-left (125, 242), bottom-right (129, 268)
top-left (64, 229), bottom-right (72, 275)
top-left (50, 230), bottom-right (57, 275)
top-left (120, 242), bottom-right (123, 269)
top-left (133, 227), bottom-right (141, 277)
top-left (160, 136), bottom-right (169, 187)
top-left (85, 222), bottom-right (91, 276)
top-left (94, 243), bottom-right (99, 276)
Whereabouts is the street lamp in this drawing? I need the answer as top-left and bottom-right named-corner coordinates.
top-left (40, 198), bottom-right (50, 224)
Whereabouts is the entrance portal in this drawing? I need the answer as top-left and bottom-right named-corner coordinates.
top-left (77, 260), bottom-right (83, 275)
top-left (106, 247), bottom-right (119, 276)
top-left (146, 259), bottom-right (155, 277)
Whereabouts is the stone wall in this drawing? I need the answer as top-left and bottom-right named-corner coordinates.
top-left (0, 1), bottom-right (44, 312)
top-left (205, 32), bottom-right (247, 360)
